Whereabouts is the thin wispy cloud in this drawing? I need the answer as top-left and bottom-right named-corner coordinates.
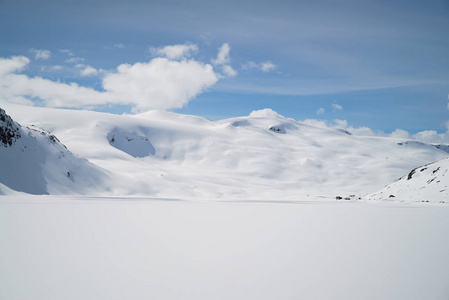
top-left (260, 61), bottom-right (276, 73)
top-left (212, 43), bottom-right (231, 65)
top-left (332, 103), bottom-right (343, 111)
top-left (65, 57), bottom-right (85, 64)
top-left (242, 61), bottom-right (277, 73)
top-left (59, 49), bottom-right (74, 56)
top-left (30, 49), bottom-right (51, 60)
top-left (51, 65), bottom-right (63, 71)
top-left (150, 43), bottom-right (199, 60)
top-left (212, 43), bottom-right (237, 77)
top-left (316, 108), bottom-right (325, 115)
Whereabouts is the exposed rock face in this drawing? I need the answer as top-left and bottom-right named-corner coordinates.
top-left (0, 108), bottom-right (21, 147)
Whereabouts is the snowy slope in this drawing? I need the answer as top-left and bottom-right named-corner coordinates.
top-left (0, 108), bottom-right (111, 194)
top-left (366, 156), bottom-right (449, 203)
top-left (1, 103), bottom-right (447, 199)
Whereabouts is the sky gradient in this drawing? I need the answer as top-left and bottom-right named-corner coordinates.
top-left (0, 0), bottom-right (448, 136)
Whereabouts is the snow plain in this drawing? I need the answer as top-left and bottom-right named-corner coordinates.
top-left (1, 196), bottom-right (449, 300)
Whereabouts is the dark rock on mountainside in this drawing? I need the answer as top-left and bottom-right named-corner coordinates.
top-left (0, 108), bottom-right (21, 147)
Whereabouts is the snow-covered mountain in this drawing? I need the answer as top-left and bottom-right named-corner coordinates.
top-left (0, 108), bottom-right (111, 195)
top-left (1, 103), bottom-right (447, 199)
top-left (366, 156), bottom-right (449, 203)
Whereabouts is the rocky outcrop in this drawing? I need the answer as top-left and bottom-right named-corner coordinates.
top-left (0, 108), bottom-right (21, 147)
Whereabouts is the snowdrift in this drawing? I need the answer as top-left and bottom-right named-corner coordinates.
top-left (1, 104), bottom-right (447, 199)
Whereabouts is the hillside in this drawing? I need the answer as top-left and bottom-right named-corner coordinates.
top-left (366, 157), bottom-right (449, 203)
top-left (1, 104), bottom-right (447, 199)
top-left (0, 108), bottom-right (111, 195)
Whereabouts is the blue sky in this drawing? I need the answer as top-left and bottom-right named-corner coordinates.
top-left (0, 0), bottom-right (448, 135)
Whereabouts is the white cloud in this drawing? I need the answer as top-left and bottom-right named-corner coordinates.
top-left (151, 43), bottom-right (198, 60)
top-left (389, 129), bottom-right (410, 139)
top-left (242, 61), bottom-right (277, 73)
top-left (0, 56), bottom-right (29, 75)
top-left (212, 43), bottom-right (231, 66)
top-left (241, 61), bottom-right (257, 70)
top-left (78, 65), bottom-right (99, 77)
top-left (30, 49), bottom-right (51, 60)
top-left (211, 43), bottom-right (237, 77)
top-left (0, 53), bottom-right (218, 112)
top-left (260, 61), bottom-right (276, 73)
top-left (114, 43), bottom-right (125, 49)
top-left (103, 57), bottom-right (218, 111)
top-left (333, 119), bottom-right (348, 129)
top-left (0, 57), bottom-right (111, 108)
top-left (332, 103), bottom-right (343, 111)
top-left (222, 65), bottom-right (237, 77)
top-left (59, 49), bottom-right (74, 56)
top-left (316, 108), bottom-right (325, 115)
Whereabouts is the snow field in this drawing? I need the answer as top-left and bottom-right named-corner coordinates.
top-left (0, 196), bottom-right (448, 300)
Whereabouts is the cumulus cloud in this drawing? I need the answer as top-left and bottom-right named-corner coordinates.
top-left (0, 56), bottom-right (111, 107)
top-left (30, 49), bottom-right (51, 60)
top-left (242, 61), bottom-right (277, 73)
top-left (249, 108), bottom-right (284, 118)
top-left (0, 53), bottom-right (218, 112)
top-left (0, 43), bottom-right (240, 112)
top-left (103, 57), bottom-right (218, 111)
top-left (77, 65), bottom-right (99, 77)
top-left (151, 43), bottom-right (198, 60)
top-left (0, 56), bottom-right (29, 75)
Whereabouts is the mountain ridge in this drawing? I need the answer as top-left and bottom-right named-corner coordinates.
top-left (1, 104), bottom-right (447, 200)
